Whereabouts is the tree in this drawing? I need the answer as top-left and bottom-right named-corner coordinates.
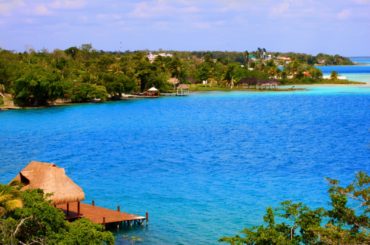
top-left (330, 71), bottom-right (338, 80)
top-left (0, 183), bottom-right (114, 245)
top-left (220, 172), bottom-right (370, 244)
top-left (0, 184), bottom-right (23, 217)
top-left (64, 47), bottom-right (79, 59)
top-left (68, 82), bottom-right (108, 102)
top-left (56, 219), bottom-right (114, 245)
top-left (13, 65), bottom-right (65, 106)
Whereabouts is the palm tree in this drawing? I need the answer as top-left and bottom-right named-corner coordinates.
top-left (244, 50), bottom-right (249, 68)
top-left (330, 71), bottom-right (338, 80)
top-left (0, 184), bottom-right (23, 217)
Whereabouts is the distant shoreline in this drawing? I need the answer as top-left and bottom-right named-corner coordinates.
top-left (1, 83), bottom-right (369, 111)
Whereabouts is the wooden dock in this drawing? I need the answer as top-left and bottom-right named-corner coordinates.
top-left (56, 202), bottom-right (147, 226)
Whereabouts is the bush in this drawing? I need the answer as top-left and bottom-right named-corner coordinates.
top-left (220, 172), bottom-right (370, 244)
top-left (0, 184), bottom-right (114, 244)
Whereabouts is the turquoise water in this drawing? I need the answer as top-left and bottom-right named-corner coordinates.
top-left (1, 87), bottom-right (370, 244)
top-left (317, 57), bottom-right (370, 83)
top-left (351, 57), bottom-right (370, 65)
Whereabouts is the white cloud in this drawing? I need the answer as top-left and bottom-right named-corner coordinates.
top-left (192, 21), bottom-right (211, 29)
top-left (49, 0), bottom-right (86, 10)
top-left (0, 0), bottom-right (24, 15)
top-left (35, 5), bottom-right (52, 16)
top-left (337, 9), bottom-right (351, 20)
top-left (271, 1), bottom-right (291, 15)
top-left (129, 0), bottom-right (200, 19)
top-left (353, 0), bottom-right (370, 4)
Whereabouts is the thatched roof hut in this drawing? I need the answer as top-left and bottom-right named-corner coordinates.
top-left (239, 77), bottom-right (259, 86)
top-left (176, 84), bottom-right (190, 96)
top-left (12, 161), bottom-right (85, 205)
top-left (177, 84), bottom-right (189, 90)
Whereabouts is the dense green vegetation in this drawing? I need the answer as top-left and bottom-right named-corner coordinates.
top-left (0, 183), bottom-right (114, 244)
top-left (0, 45), bottom-right (356, 107)
top-left (220, 172), bottom-right (369, 245)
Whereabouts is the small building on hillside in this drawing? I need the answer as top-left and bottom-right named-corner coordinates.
top-left (147, 52), bottom-right (173, 63)
top-left (176, 84), bottom-right (189, 96)
top-left (276, 56), bottom-right (292, 64)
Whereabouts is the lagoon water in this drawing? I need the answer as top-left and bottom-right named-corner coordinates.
top-left (317, 57), bottom-right (370, 83)
top-left (1, 86), bottom-right (370, 244)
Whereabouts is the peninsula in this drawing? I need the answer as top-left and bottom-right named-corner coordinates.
top-left (0, 46), bottom-right (362, 109)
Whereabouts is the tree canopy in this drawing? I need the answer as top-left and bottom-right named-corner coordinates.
top-left (0, 45), bottom-right (353, 107)
top-left (220, 171), bottom-right (370, 245)
top-left (0, 183), bottom-right (114, 245)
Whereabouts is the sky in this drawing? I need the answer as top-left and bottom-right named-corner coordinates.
top-left (0, 0), bottom-right (370, 56)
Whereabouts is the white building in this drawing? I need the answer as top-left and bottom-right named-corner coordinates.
top-left (147, 52), bottom-right (173, 63)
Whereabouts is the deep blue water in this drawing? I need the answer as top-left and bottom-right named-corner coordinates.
top-left (318, 65), bottom-right (370, 74)
top-left (1, 87), bottom-right (370, 244)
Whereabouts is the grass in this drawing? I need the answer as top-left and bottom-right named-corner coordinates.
top-left (281, 78), bottom-right (365, 85)
top-left (189, 84), bottom-right (304, 92)
top-left (188, 78), bottom-right (366, 93)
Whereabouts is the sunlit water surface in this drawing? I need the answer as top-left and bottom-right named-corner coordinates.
top-left (1, 86), bottom-right (370, 244)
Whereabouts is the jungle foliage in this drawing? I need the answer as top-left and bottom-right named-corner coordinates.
top-left (0, 183), bottom-right (114, 245)
top-left (219, 172), bottom-right (369, 245)
top-left (0, 45), bottom-right (353, 106)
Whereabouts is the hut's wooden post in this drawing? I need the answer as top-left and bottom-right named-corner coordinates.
top-left (92, 200), bottom-right (95, 206)
top-left (146, 212), bottom-right (149, 225)
top-left (66, 203), bottom-right (69, 216)
top-left (117, 205), bottom-right (120, 212)
top-left (103, 217), bottom-right (105, 225)
top-left (77, 201), bottom-right (80, 216)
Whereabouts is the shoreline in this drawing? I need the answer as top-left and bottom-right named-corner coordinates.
top-left (1, 83), bottom-right (369, 111)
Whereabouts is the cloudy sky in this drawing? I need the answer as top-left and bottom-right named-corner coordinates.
top-left (1, 0), bottom-right (369, 55)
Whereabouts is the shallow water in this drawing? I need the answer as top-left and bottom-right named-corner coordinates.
top-left (1, 87), bottom-right (370, 244)
top-left (317, 57), bottom-right (370, 83)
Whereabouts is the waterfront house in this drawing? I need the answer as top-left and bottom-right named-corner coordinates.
top-left (257, 79), bottom-right (279, 89)
top-left (146, 86), bottom-right (160, 97)
top-left (176, 84), bottom-right (189, 96)
top-left (239, 77), bottom-right (259, 88)
top-left (11, 161), bottom-right (147, 226)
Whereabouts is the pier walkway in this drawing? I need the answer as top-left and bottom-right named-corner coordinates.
top-left (56, 202), bottom-right (147, 226)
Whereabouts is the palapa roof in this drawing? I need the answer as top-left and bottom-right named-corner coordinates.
top-left (148, 86), bottom-right (158, 92)
top-left (177, 84), bottom-right (189, 89)
top-left (12, 161), bottom-right (85, 204)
